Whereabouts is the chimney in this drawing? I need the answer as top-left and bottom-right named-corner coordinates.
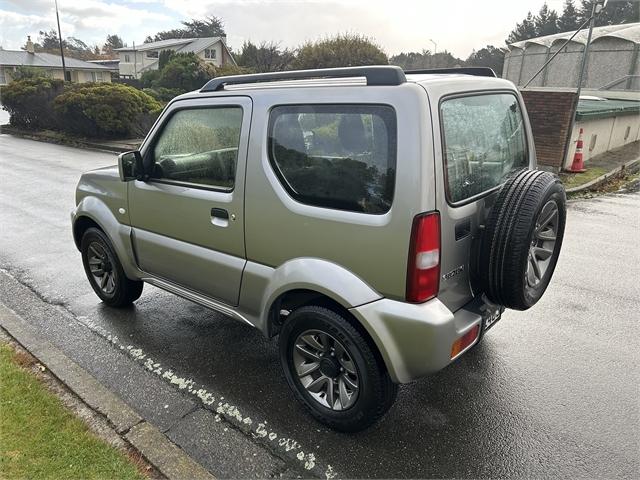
top-left (26, 36), bottom-right (35, 54)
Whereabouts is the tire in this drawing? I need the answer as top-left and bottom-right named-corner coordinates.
top-left (477, 169), bottom-right (566, 310)
top-left (279, 306), bottom-right (397, 432)
top-left (81, 227), bottom-right (143, 307)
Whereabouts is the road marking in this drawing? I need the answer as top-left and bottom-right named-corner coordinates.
top-left (78, 314), bottom-right (338, 479)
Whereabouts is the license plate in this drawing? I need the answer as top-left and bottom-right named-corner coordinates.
top-left (482, 304), bottom-right (502, 331)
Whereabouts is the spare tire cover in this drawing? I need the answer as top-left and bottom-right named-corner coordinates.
top-left (477, 169), bottom-right (566, 310)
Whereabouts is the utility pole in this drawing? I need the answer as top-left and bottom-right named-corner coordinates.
top-left (563, 0), bottom-right (607, 170)
top-left (54, 0), bottom-right (67, 81)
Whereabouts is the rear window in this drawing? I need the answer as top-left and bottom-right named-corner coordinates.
top-left (268, 104), bottom-right (397, 214)
top-left (441, 93), bottom-right (528, 203)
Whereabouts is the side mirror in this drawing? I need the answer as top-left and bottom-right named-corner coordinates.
top-left (118, 150), bottom-right (143, 182)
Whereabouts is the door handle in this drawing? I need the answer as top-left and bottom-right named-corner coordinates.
top-left (210, 208), bottom-right (229, 227)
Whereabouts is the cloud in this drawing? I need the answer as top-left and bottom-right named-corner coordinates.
top-left (1, 0), bottom-right (569, 56)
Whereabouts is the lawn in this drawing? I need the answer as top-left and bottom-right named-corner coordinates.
top-left (0, 343), bottom-right (145, 480)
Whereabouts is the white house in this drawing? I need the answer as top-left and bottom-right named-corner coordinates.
top-left (116, 37), bottom-right (236, 79)
top-left (0, 37), bottom-right (111, 85)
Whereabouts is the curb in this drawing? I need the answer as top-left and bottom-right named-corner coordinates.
top-left (1, 125), bottom-right (139, 154)
top-left (565, 156), bottom-right (640, 194)
top-left (0, 302), bottom-right (215, 480)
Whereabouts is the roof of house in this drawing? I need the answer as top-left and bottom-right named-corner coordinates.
top-left (509, 22), bottom-right (640, 50)
top-left (115, 37), bottom-right (225, 52)
top-left (0, 49), bottom-right (110, 70)
top-left (119, 37), bottom-right (236, 70)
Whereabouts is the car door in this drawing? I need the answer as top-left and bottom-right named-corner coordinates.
top-left (128, 96), bottom-right (252, 306)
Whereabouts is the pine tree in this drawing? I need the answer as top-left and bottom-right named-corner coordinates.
top-left (506, 12), bottom-right (538, 43)
top-left (535, 3), bottom-right (560, 37)
top-left (557, 0), bottom-right (581, 32)
top-left (579, 0), bottom-right (640, 27)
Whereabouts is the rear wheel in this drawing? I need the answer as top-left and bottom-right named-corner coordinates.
top-left (477, 169), bottom-right (566, 310)
top-left (279, 305), bottom-right (397, 432)
top-left (81, 228), bottom-right (143, 307)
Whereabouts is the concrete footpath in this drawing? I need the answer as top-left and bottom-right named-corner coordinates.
top-left (0, 302), bottom-right (214, 480)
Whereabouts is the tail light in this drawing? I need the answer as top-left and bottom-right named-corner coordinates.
top-left (406, 212), bottom-right (441, 303)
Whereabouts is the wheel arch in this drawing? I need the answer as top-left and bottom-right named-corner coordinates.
top-left (72, 196), bottom-right (141, 280)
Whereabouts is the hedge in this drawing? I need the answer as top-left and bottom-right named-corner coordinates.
top-left (1, 77), bottom-right (162, 139)
top-left (1, 76), bottom-right (64, 129)
top-left (54, 83), bottom-right (162, 138)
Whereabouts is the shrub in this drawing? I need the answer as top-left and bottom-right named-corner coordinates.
top-left (140, 69), bottom-right (161, 89)
top-left (142, 87), bottom-right (183, 103)
top-left (54, 83), bottom-right (162, 138)
top-left (156, 53), bottom-right (215, 92)
top-left (293, 34), bottom-right (388, 69)
top-left (0, 76), bottom-right (64, 129)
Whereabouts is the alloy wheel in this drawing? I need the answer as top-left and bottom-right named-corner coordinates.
top-left (526, 200), bottom-right (559, 290)
top-left (292, 329), bottom-right (360, 411)
top-left (87, 242), bottom-right (117, 295)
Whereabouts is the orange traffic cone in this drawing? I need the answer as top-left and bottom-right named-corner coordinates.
top-left (566, 128), bottom-right (586, 173)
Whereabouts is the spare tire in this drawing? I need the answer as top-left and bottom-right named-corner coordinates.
top-left (477, 169), bottom-right (566, 310)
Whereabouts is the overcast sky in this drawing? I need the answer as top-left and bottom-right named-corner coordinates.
top-left (0, 0), bottom-right (567, 58)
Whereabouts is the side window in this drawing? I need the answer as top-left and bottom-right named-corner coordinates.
top-left (441, 93), bottom-right (528, 203)
top-left (268, 104), bottom-right (397, 214)
top-left (151, 107), bottom-right (243, 190)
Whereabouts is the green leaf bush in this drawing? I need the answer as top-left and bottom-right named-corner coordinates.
top-left (53, 83), bottom-right (162, 138)
top-left (1, 76), bottom-right (64, 129)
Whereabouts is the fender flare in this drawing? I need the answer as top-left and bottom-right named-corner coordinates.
top-left (72, 196), bottom-right (141, 280)
top-left (256, 257), bottom-right (382, 332)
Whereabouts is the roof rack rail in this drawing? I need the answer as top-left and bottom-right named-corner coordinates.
top-left (404, 67), bottom-right (497, 78)
top-left (200, 65), bottom-right (407, 92)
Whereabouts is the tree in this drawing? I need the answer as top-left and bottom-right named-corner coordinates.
top-left (557, 0), bottom-right (582, 32)
top-left (579, 0), bottom-right (639, 27)
top-left (465, 45), bottom-right (508, 76)
top-left (535, 3), bottom-right (560, 37)
top-left (145, 15), bottom-right (226, 43)
top-left (235, 41), bottom-right (295, 72)
top-left (506, 12), bottom-right (538, 43)
top-left (390, 50), bottom-right (464, 70)
top-left (293, 34), bottom-right (387, 69)
top-left (103, 34), bottom-right (124, 55)
top-left (156, 53), bottom-right (215, 91)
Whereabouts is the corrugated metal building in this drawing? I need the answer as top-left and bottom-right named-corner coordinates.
top-left (503, 23), bottom-right (640, 90)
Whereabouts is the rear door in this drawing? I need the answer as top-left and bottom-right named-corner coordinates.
top-left (128, 96), bottom-right (252, 306)
top-left (432, 90), bottom-right (531, 311)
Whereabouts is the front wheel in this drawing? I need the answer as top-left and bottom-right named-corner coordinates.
top-left (81, 227), bottom-right (143, 307)
top-left (279, 305), bottom-right (397, 432)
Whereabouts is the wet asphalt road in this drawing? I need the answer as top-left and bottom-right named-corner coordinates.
top-left (0, 134), bottom-right (638, 478)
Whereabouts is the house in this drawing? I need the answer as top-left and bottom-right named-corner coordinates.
top-left (0, 36), bottom-right (112, 85)
top-left (115, 37), bottom-right (235, 79)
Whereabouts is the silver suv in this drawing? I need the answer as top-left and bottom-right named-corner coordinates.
top-left (71, 66), bottom-right (566, 431)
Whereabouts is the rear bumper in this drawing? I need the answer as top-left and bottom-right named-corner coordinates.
top-left (349, 295), bottom-right (501, 383)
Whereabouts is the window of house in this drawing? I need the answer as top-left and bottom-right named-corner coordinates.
top-left (204, 48), bottom-right (216, 59)
top-left (151, 107), bottom-right (243, 190)
top-left (124, 54), bottom-right (130, 63)
top-left (268, 104), bottom-right (397, 214)
top-left (0, 67), bottom-right (6, 85)
top-left (441, 93), bottom-right (528, 204)
top-left (146, 51), bottom-right (159, 58)
top-left (96, 71), bottom-right (103, 82)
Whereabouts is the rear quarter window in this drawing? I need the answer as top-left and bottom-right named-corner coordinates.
top-left (441, 93), bottom-right (528, 204)
top-left (268, 104), bottom-right (397, 214)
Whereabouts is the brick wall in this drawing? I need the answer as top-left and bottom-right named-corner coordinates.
top-left (520, 88), bottom-right (578, 172)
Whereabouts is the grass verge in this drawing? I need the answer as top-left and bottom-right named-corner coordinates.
top-left (559, 166), bottom-right (607, 189)
top-left (0, 343), bottom-right (145, 480)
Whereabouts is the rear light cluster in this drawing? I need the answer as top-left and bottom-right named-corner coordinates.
top-left (406, 212), bottom-right (441, 303)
